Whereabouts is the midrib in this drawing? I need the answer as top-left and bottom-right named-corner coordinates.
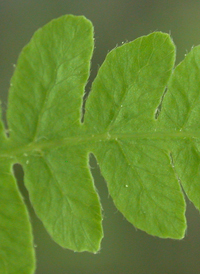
top-left (0, 130), bottom-right (199, 158)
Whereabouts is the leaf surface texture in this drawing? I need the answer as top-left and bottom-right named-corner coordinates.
top-left (1, 14), bottom-right (200, 273)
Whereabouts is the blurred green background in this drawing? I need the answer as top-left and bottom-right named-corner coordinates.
top-left (1, 1), bottom-right (200, 273)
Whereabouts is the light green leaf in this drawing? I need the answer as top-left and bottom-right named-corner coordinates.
top-left (85, 33), bottom-right (175, 133)
top-left (3, 13), bottom-right (200, 272)
top-left (20, 146), bottom-right (102, 252)
top-left (0, 102), bottom-right (6, 144)
top-left (0, 103), bottom-right (35, 273)
top-left (6, 15), bottom-right (103, 253)
top-left (158, 46), bottom-right (200, 210)
top-left (7, 14), bottom-right (93, 145)
top-left (84, 33), bottom-right (186, 238)
top-left (0, 158), bottom-right (35, 273)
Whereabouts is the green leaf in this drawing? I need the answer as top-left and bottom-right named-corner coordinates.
top-left (20, 146), bottom-right (102, 252)
top-left (0, 102), bottom-right (6, 144)
top-left (158, 46), bottom-right (200, 210)
top-left (3, 13), bottom-right (200, 272)
top-left (7, 15), bottom-right (93, 145)
top-left (84, 33), bottom-right (186, 238)
top-left (6, 15), bottom-right (103, 253)
top-left (0, 104), bottom-right (35, 273)
top-left (0, 158), bottom-right (35, 273)
top-left (85, 33), bottom-right (175, 133)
